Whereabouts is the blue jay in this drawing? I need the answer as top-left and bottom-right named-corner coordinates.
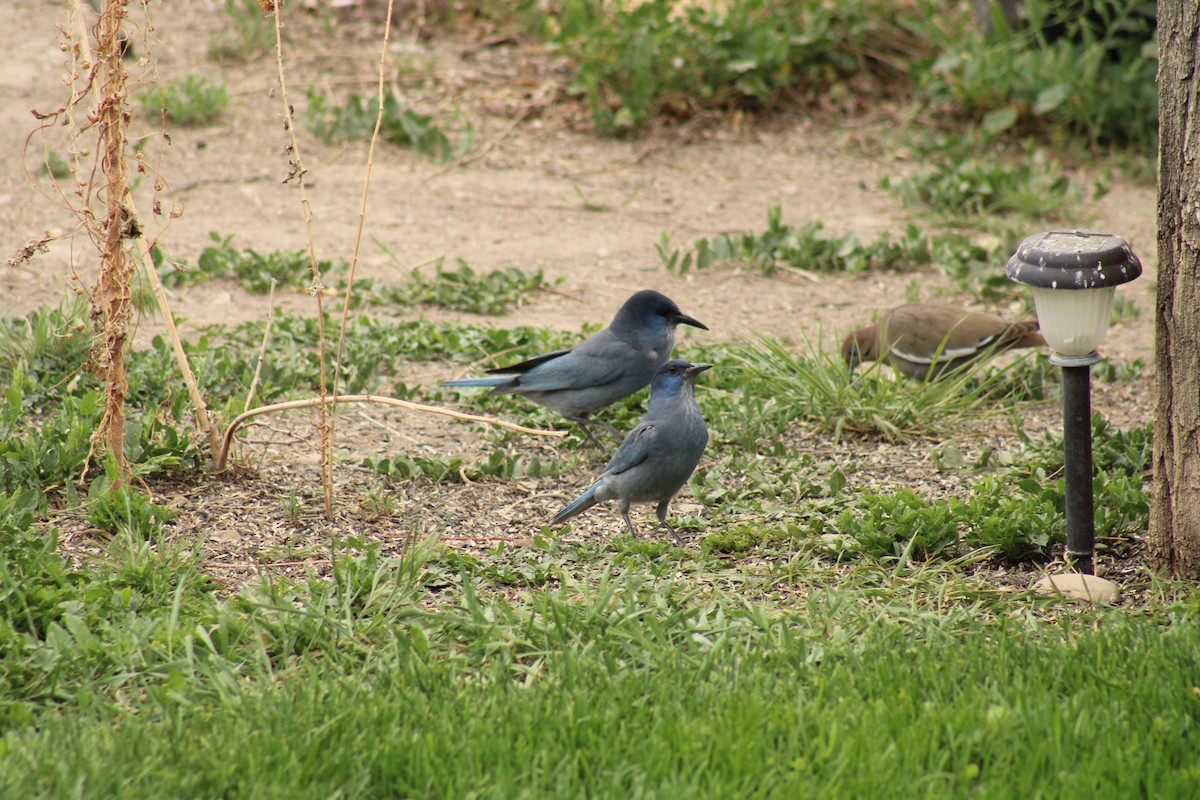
top-left (443, 290), bottom-right (707, 445)
top-left (552, 359), bottom-right (711, 542)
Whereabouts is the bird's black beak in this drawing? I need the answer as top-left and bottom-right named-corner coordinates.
top-left (671, 312), bottom-right (708, 331)
top-left (685, 362), bottom-right (713, 378)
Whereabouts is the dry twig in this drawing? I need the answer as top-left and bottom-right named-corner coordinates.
top-left (214, 395), bottom-right (567, 471)
top-left (328, 0), bottom-right (397, 513)
top-left (269, 2), bottom-right (334, 516)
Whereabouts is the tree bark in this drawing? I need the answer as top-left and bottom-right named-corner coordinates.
top-left (1149, 0), bottom-right (1200, 577)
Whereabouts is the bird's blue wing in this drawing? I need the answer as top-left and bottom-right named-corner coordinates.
top-left (513, 333), bottom-right (646, 392)
top-left (486, 347), bottom-right (574, 375)
top-left (603, 422), bottom-right (657, 477)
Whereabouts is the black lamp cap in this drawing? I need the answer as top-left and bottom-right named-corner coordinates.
top-left (1006, 231), bottom-right (1142, 290)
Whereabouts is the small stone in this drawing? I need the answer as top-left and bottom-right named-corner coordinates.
top-left (1033, 573), bottom-right (1120, 604)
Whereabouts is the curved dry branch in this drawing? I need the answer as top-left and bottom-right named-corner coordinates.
top-left (213, 395), bottom-right (568, 471)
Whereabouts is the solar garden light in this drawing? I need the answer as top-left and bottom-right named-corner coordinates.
top-left (1006, 231), bottom-right (1142, 575)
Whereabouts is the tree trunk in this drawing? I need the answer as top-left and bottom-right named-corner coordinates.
top-left (1149, 0), bottom-right (1200, 577)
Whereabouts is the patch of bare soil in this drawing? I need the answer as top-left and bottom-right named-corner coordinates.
top-left (3, 3), bottom-right (1159, 599)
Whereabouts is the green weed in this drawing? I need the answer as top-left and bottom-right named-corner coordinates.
top-left (0, 299), bottom-right (91, 395)
top-left (41, 150), bottom-right (71, 179)
top-left (659, 206), bottom-right (925, 276)
top-left (882, 147), bottom-right (1081, 221)
top-left (208, 0), bottom-right (276, 62)
top-left (173, 234), bottom-right (551, 315)
top-left (85, 459), bottom-right (175, 537)
top-left (826, 417), bottom-right (1150, 564)
top-left (357, 259), bottom-right (555, 315)
top-left (138, 76), bottom-right (231, 127)
top-left (1094, 356), bottom-right (1144, 384)
top-left (834, 489), bottom-right (961, 563)
top-left (192, 232), bottom-right (342, 293)
top-left (658, 207), bottom-right (1022, 301)
top-left (528, 0), bottom-right (933, 135)
top-left (1110, 293), bottom-right (1142, 325)
top-left (304, 88), bottom-right (470, 161)
top-left (917, 0), bottom-right (1157, 152)
top-left (364, 449), bottom-right (567, 483)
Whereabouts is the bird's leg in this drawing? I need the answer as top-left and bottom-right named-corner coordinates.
top-left (660, 520), bottom-right (684, 546)
top-left (566, 416), bottom-right (608, 449)
top-left (620, 510), bottom-right (640, 538)
top-left (656, 500), bottom-right (684, 545)
top-left (588, 419), bottom-right (624, 439)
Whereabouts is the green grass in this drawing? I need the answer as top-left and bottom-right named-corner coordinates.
top-left (2, 532), bottom-right (1197, 798)
top-left (727, 332), bottom-right (1036, 441)
top-left (0, 295), bottom-right (1167, 796)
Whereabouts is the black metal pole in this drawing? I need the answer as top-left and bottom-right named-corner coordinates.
top-left (1055, 355), bottom-right (1099, 574)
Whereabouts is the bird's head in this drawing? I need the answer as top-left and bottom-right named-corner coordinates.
top-left (841, 325), bottom-right (880, 370)
top-left (650, 359), bottom-right (713, 395)
top-left (616, 290), bottom-right (708, 331)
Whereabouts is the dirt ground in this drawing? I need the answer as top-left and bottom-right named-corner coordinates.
top-left (0, 2), bottom-right (1161, 588)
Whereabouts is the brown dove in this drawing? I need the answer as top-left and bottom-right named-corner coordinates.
top-left (841, 303), bottom-right (1046, 379)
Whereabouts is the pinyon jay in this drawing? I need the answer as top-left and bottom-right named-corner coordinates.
top-left (551, 359), bottom-right (711, 542)
top-left (842, 302), bottom-right (1045, 379)
top-left (443, 290), bottom-right (707, 444)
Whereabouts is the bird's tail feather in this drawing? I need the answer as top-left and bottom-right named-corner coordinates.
top-left (442, 376), bottom-right (514, 388)
top-left (1003, 320), bottom-right (1046, 349)
top-left (552, 482), bottom-right (601, 525)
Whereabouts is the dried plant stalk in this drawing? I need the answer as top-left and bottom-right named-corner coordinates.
top-left (129, 210), bottom-right (223, 456)
top-left (328, 0), bottom-right (396, 495)
top-left (213, 395), bottom-right (568, 472)
top-left (269, 1), bottom-right (335, 517)
top-left (88, 0), bottom-right (134, 478)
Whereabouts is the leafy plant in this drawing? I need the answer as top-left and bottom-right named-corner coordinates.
top-left (305, 88), bottom-right (469, 161)
top-left (355, 259), bottom-right (554, 315)
top-left (882, 148), bottom-right (1081, 220)
top-left (364, 449), bottom-right (567, 483)
top-left (0, 299), bottom-right (91, 394)
top-left (916, 0), bottom-right (1157, 152)
top-left (138, 76), bottom-right (231, 127)
top-left (362, 453), bottom-right (469, 483)
top-left (834, 489), bottom-right (961, 562)
top-left (174, 234), bottom-right (551, 314)
top-left (208, 0), bottom-right (276, 62)
top-left (528, 0), bottom-right (934, 135)
top-left (85, 459), bottom-right (175, 537)
top-left (0, 376), bottom-right (101, 498)
top-left (41, 150), bottom-right (71, 179)
top-left (1093, 356), bottom-right (1144, 384)
top-left (658, 207), bottom-right (1022, 300)
top-left (1110, 293), bottom-right (1142, 325)
top-left (194, 232), bottom-right (344, 293)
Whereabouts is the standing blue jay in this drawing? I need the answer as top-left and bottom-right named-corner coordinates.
top-left (552, 360), bottom-right (711, 542)
top-left (443, 290), bottom-right (707, 445)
